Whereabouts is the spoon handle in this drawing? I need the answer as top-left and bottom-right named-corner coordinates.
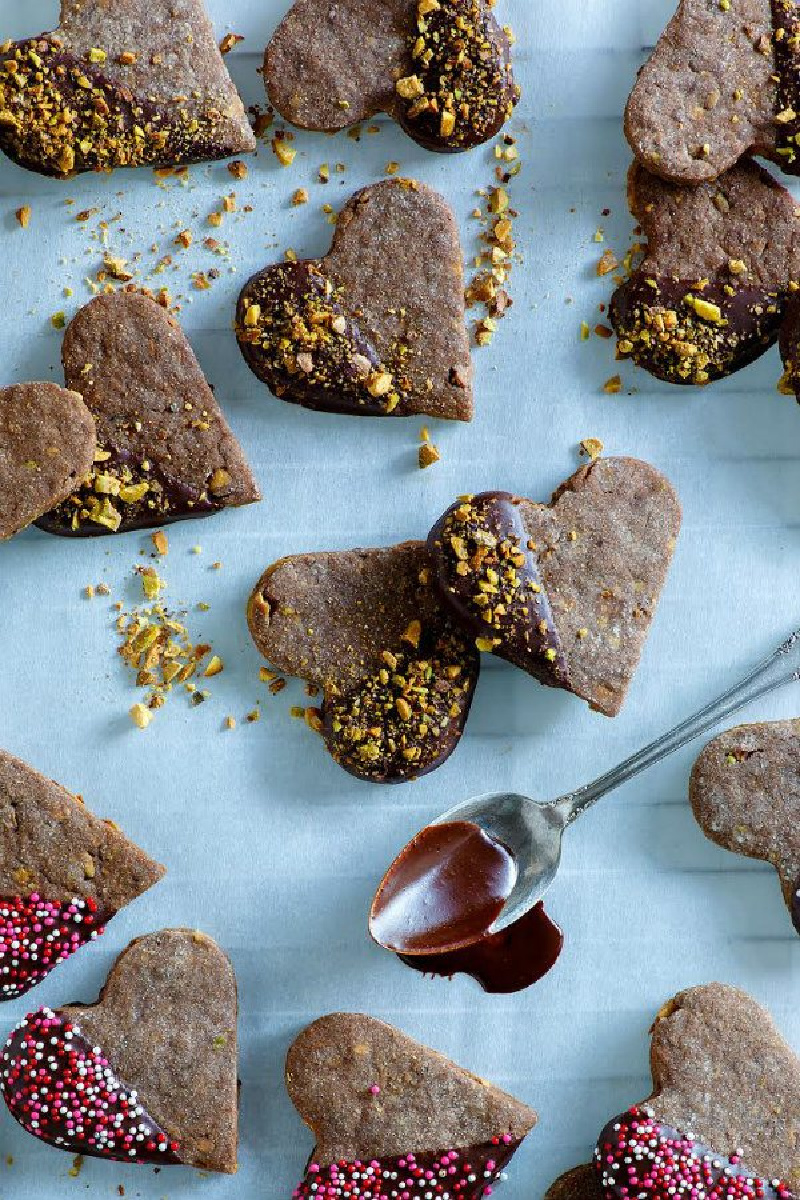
top-left (556, 628), bottom-right (800, 827)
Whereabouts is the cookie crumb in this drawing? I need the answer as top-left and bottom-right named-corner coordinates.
top-left (579, 437), bottom-right (604, 459)
top-left (151, 530), bottom-right (168, 556)
top-left (419, 442), bottom-right (441, 469)
top-left (603, 375), bottom-right (622, 394)
top-left (129, 703), bottom-right (152, 730)
top-left (219, 33), bottom-right (244, 54)
top-left (15, 205), bottom-right (30, 229)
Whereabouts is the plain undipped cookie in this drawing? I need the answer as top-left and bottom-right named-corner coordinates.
top-left (247, 542), bottom-right (480, 783)
top-left (264, 0), bottom-right (517, 152)
top-left (0, 383), bottom-right (95, 540)
top-left (285, 1013), bottom-right (536, 1199)
top-left (1, 929), bottom-right (238, 1171)
top-left (611, 160), bottom-right (800, 385)
top-left (690, 720), bottom-right (800, 934)
top-left (38, 291), bottom-right (260, 535)
top-left (0, 748), bottom-right (164, 999)
top-left (427, 457), bottom-right (681, 717)
top-left (236, 179), bottom-right (473, 421)
top-left (0, 0), bottom-right (255, 177)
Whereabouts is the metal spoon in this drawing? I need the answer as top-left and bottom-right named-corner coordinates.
top-left (371, 628), bottom-right (800, 951)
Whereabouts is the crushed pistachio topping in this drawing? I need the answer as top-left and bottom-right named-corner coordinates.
top-left (465, 134), bottom-right (518, 345)
top-left (772, 0), bottom-right (800, 170)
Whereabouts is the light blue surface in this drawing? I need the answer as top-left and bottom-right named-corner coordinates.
top-left (0, 0), bottom-right (797, 1197)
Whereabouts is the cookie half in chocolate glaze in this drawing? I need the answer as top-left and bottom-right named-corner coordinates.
top-left (236, 179), bottom-right (473, 421)
top-left (1, 929), bottom-right (238, 1171)
top-left (38, 292), bottom-right (259, 536)
top-left (248, 542), bottom-right (479, 783)
top-left (285, 1013), bottom-right (536, 1200)
top-left (0, 748), bottom-right (164, 1000)
top-left (611, 160), bottom-right (800, 385)
top-left (264, 0), bottom-right (517, 152)
top-left (428, 457), bottom-right (681, 717)
top-left (0, 0), bottom-right (255, 177)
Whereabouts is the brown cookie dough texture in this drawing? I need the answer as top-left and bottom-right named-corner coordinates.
top-left (0, 0), bottom-right (255, 177)
top-left (39, 291), bottom-right (259, 535)
top-left (285, 1013), bottom-right (537, 1166)
top-left (611, 159), bottom-right (800, 384)
top-left (0, 383), bottom-right (95, 540)
top-left (264, 0), bottom-right (517, 152)
top-left (64, 929), bottom-right (239, 1172)
top-left (248, 542), bottom-right (480, 782)
top-left (544, 1166), bottom-right (601, 1200)
top-left (236, 179), bottom-right (473, 421)
top-left (690, 720), bottom-right (800, 930)
top-left (0, 748), bottom-right (163, 910)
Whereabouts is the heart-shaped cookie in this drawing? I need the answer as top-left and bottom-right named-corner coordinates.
top-left (0, 748), bottom-right (164, 999)
top-left (236, 179), bottom-right (473, 421)
top-left (1, 928), bottom-right (238, 1172)
top-left (264, 0), bottom-right (517, 152)
top-left (625, 0), bottom-right (800, 184)
top-left (427, 457), bottom-right (681, 717)
top-left (37, 291), bottom-right (259, 536)
top-left (285, 1013), bottom-right (536, 1199)
top-left (248, 542), bottom-right (479, 782)
top-left (0, 383), bottom-right (95, 540)
top-left (611, 160), bottom-right (800, 385)
top-left (690, 720), bottom-right (800, 935)
top-left (0, 0), bottom-right (255, 178)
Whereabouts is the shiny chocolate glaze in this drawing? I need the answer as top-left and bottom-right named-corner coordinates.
top-left (772, 0), bottom-right (800, 175)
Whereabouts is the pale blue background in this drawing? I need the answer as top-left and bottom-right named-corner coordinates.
top-left (0, 1), bottom-right (796, 1197)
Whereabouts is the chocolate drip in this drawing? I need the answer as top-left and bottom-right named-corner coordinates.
top-left (772, 1), bottom-right (800, 174)
top-left (611, 275), bottom-right (784, 384)
top-left (428, 492), bottom-right (567, 685)
top-left (595, 1107), bottom-right (794, 1200)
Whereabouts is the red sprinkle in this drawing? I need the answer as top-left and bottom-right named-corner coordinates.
top-left (0, 894), bottom-right (105, 999)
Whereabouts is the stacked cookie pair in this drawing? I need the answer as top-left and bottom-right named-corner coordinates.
top-left (608, 0), bottom-right (800, 395)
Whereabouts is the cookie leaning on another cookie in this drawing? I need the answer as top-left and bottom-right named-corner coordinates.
top-left (690, 720), bottom-right (800, 935)
top-left (236, 179), bottom-right (473, 421)
top-left (0, 0), bottom-right (255, 177)
top-left (0, 383), bottom-right (95, 540)
top-left (248, 543), bottom-right (479, 783)
top-left (285, 1013), bottom-right (536, 1199)
top-left (37, 291), bottom-right (260, 536)
top-left (610, 160), bottom-right (800, 385)
top-left (264, 0), bottom-right (517, 152)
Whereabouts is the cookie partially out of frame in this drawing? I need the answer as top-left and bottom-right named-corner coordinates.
top-left (236, 179), bottom-right (473, 421)
top-left (0, 0), bottom-right (255, 177)
top-left (247, 542), bottom-right (480, 783)
top-left (1, 929), bottom-right (238, 1171)
top-left (427, 457), bottom-right (681, 717)
top-left (0, 383), bottom-right (95, 540)
top-left (0, 748), bottom-right (164, 999)
top-left (38, 291), bottom-right (260, 535)
top-left (626, 0), bottom-right (800, 184)
top-left (285, 1013), bottom-right (536, 1200)
top-left (264, 0), bottom-right (517, 152)
top-left (611, 159), bottom-right (800, 385)
top-left (690, 720), bottom-right (800, 935)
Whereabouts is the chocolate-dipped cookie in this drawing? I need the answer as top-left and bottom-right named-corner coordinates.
top-left (285, 1012), bottom-right (537, 1199)
top-left (247, 542), bottom-right (480, 783)
top-left (1, 929), bottom-right (238, 1171)
top-left (236, 179), bottom-right (473, 421)
top-left (0, 383), bottom-right (95, 540)
top-left (690, 720), bottom-right (800, 935)
top-left (38, 291), bottom-right (259, 535)
top-left (0, 749), bottom-right (164, 999)
top-left (427, 457), bottom-right (681, 717)
top-left (779, 291), bottom-right (800, 398)
top-left (626, 0), bottom-right (800, 184)
top-left (264, 0), bottom-right (517, 152)
top-left (0, 0), bottom-right (255, 178)
top-left (611, 160), bottom-right (800, 385)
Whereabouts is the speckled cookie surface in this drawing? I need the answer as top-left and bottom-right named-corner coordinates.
top-left (428, 457), bottom-right (681, 717)
top-left (0, 383), bottom-right (95, 540)
top-left (248, 541), bottom-right (479, 782)
top-left (285, 1013), bottom-right (537, 1166)
top-left (237, 179), bottom-right (472, 421)
top-left (38, 291), bottom-right (259, 535)
top-left (264, 0), bottom-right (516, 151)
top-left (611, 160), bottom-right (800, 384)
top-left (690, 720), bottom-right (800, 933)
top-left (0, 0), bottom-right (255, 177)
